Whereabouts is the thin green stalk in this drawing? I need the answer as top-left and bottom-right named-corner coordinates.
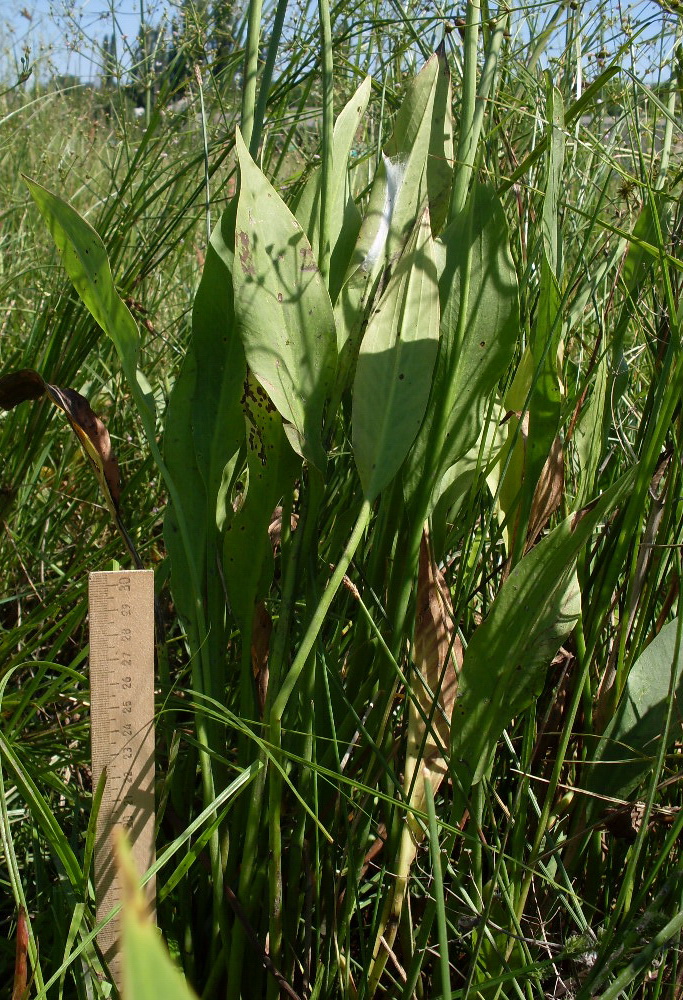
top-left (268, 715), bottom-right (283, 1000)
top-left (451, 9), bottom-right (507, 220)
top-left (425, 780), bottom-right (451, 1000)
top-left (127, 383), bottom-right (226, 953)
top-left (317, 0), bottom-right (334, 281)
top-left (507, 613), bottom-right (590, 952)
top-left (580, 605), bottom-right (683, 996)
top-left (250, 0), bottom-right (290, 160)
top-left (450, 0), bottom-right (480, 221)
top-left (225, 761), bottom-right (268, 999)
top-left (271, 498), bottom-right (372, 721)
top-left (194, 64), bottom-right (211, 244)
top-left (266, 499), bottom-right (371, 978)
top-left (227, 473), bottom-right (317, 995)
top-left (0, 760), bottom-right (45, 993)
top-left (241, 0), bottom-right (264, 153)
top-left (590, 908), bottom-right (683, 1000)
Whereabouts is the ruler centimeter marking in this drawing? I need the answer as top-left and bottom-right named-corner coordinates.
top-left (89, 570), bottom-right (156, 991)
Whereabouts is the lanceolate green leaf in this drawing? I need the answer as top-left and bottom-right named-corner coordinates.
top-left (425, 42), bottom-right (454, 236)
top-left (585, 616), bottom-right (683, 810)
top-left (334, 48), bottom-right (449, 392)
top-left (353, 210), bottom-right (439, 501)
top-left (295, 76), bottom-right (371, 264)
top-left (233, 129), bottom-right (337, 470)
top-left (23, 176), bottom-right (140, 389)
top-left (191, 200), bottom-right (246, 529)
top-left (450, 468), bottom-right (636, 801)
top-left (164, 202), bottom-right (246, 660)
top-left (403, 183), bottom-right (518, 517)
top-left (354, 51), bottom-right (438, 275)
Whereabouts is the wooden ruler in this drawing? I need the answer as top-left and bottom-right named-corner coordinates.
top-left (89, 570), bottom-right (156, 991)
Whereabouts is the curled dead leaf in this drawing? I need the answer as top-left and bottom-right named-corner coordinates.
top-left (371, 528), bottom-right (462, 981)
top-left (526, 435), bottom-right (564, 550)
top-left (0, 368), bottom-right (140, 567)
top-left (268, 505), bottom-right (299, 554)
top-left (411, 529), bottom-right (461, 787)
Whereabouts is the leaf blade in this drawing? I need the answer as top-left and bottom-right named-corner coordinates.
top-left (353, 210), bottom-right (440, 500)
top-left (233, 129), bottom-right (337, 470)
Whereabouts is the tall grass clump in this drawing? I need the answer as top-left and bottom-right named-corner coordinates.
top-left (0, 1), bottom-right (682, 998)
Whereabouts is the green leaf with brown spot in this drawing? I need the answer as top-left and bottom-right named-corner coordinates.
top-left (233, 129), bottom-right (337, 470)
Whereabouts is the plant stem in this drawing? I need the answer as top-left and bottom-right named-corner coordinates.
top-left (271, 497), bottom-right (371, 721)
top-left (241, 0), bottom-right (264, 153)
top-left (451, 6), bottom-right (507, 220)
top-left (265, 498), bottom-right (371, 980)
top-left (450, 0), bottom-right (480, 219)
top-left (250, 0), bottom-right (290, 159)
top-left (317, 0), bottom-right (334, 281)
top-left (425, 780), bottom-right (451, 1000)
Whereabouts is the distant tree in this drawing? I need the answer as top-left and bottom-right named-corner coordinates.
top-left (99, 33), bottom-right (116, 90)
top-left (164, 18), bottom-right (191, 97)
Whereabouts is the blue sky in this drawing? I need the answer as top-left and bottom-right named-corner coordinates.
top-left (0, 0), bottom-right (677, 84)
top-left (1, 0), bottom-right (175, 81)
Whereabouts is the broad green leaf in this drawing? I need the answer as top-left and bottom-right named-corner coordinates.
top-left (525, 253), bottom-right (562, 500)
top-left (24, 176), bottom-right (140, 389)
top-left (223, 373), bottom-right (299, 629)
top-left (585, 617), bottom-right (683, 809)
top-left (403, 183), bottom-right (519, 517)
top-left (122, 912), bottom-right (198, 1000)
top-left (425, 42), bottom-right (454, 235)
top-left (295, 76), bottom-right (371, 260)
top-left (164, 200), bottom-right (245, 659)
top-left (451, 468), bottom-right (636, 800)
top-left (541, 79), bottom-right (564, 274)
top-left (233, 129), bottom-right (337, 470)
top-left (353, 210), bottom-right (439, 501)
top-left (117, 835), bottom-right (199, 1000)
top-left (357, 52), bottom-right (438, 272)
top-left (190, 199), bottom-right (246, 530)
top-left (334, 49), bottom-right (446, 391)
